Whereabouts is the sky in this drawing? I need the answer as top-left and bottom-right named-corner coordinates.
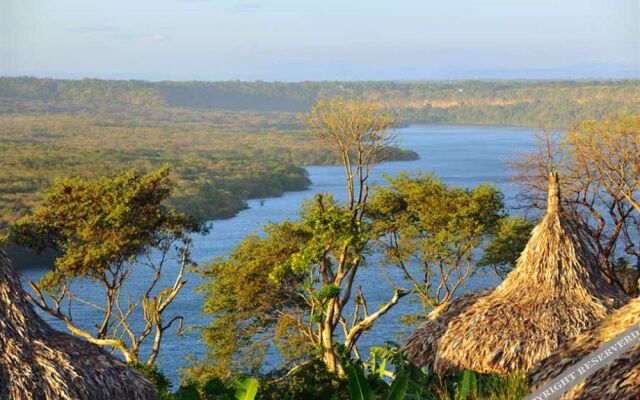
top-left (1, 0), bottom-right (639, 81)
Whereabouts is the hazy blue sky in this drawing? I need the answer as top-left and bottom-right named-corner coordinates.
top-left (1, 0), bottom-right (638, 80)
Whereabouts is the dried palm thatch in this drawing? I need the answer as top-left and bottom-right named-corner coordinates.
top-left (528, 297), bottom-right (640, 400)
top-left (0, 250), bottom-right (157, 400)
top-left (403, 172), bottom-right (628, 374)
top-left (402, 290), bottom-right (488, 369)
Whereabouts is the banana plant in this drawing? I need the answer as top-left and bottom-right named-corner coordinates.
top-left (345, 360), bottom-right (411, 400)
top-left (455, 370), bottom-right (479, 400)
top-left (346, 363), bottom-right (375, 400)
top-left (384, 372), bottom-right (410, 400)
top-left (235, 377), bottom-right (259, 400)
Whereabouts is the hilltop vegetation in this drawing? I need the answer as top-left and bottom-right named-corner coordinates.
top-left (0, 112), bottom-right (309, 223)
top-left (2, 77), bottom-right (638, 125)
top-left (0, 78), bottom-right (420, 259)
top-left (1, 77), bottom-right (638, 264)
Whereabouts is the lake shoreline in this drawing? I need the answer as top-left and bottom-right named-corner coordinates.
top-left (20, 124), bottom-right (537, 385)
top-left (9, 146), bottom-right (420, 270)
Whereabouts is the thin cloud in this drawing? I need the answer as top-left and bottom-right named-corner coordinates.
top-left (179, 0), bottom-right (262, 12)
top-left (68, 25), bottom-right (120, 34)
top-left (120, 32), bottom-right (169, 42)
top-left (232, 2), bottom-right (262, 12)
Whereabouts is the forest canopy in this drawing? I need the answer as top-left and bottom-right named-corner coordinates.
top-left (1, 77), bottom-right (638, 126)
top-left (1, 77), bottom-right (638, 266)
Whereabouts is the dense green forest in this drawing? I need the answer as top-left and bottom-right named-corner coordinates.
top-left (1, 77), bottom-right (638, 265)
top-left (2, 77), bottom-right (638, 125)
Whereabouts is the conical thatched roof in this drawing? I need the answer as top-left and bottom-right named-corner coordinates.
top-left (403, 173), bottom-right (628, 374)
top-left (0, 250), bottom-right (157, 399)
top-left (528, 297), bottom-right (640, 400)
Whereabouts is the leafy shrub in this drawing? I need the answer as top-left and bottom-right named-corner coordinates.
top-left (173, 383), bottom-right (202, 400)
top-left (259, 359), bottom-right (348, 400)
top-left (342, 344), bottom-right (529, 400)
top-left (201, 377), bottom-right (236, 400)
top-left (130, 362), bottom-right (172, 398)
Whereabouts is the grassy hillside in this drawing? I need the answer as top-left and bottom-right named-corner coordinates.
top-left (2, 77), bottom-right (638, 126)
top-left (0, 81), bottom-right (419, 242)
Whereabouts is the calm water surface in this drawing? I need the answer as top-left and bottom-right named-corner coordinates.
top-left (21, 124), bottom-right (537, 384)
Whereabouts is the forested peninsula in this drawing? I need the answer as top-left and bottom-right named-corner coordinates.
top-left (1, 78), bottom-right (638, 265)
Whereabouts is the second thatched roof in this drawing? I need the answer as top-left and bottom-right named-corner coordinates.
top-left (0, 250), bottom-right (157, 400)
top-left (403, 173), bottom-right (628, 374)
top-left (528, 297), bottom-right (640, 399)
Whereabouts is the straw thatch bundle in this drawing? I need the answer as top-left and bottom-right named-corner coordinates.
top-left (402, 290), bottom-right (488, 370)
top-left (528, 297), bottom-right (640, 399)
top-left (0, 250), bottom-right (157, 400)
top-left (403, 173), bottom-right (628, 374)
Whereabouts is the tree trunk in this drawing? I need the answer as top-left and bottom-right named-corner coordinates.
top-left (320, 323), bottom-right (343, 375)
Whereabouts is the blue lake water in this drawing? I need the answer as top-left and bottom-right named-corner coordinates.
top-left (20, 124), bottom-right (537, 384)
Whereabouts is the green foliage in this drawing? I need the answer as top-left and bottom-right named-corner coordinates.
top-left (368, 346), bottom-right (392, 381)
top-left (201, 378), bottom-right (236, 400)
top-left (385, 373), bottom-right (409, 400)
top-left (196, 171), bottom-right (533, 380)
top-left (0, 86), bottom-right (418, 252)
top-left (612, 257), bottom-right (640, 294)
top-left (480, 216), bottom-right (535, 278)
top-left (259, 359), bottom-right (347, 400)
top-left (195, 192), bottom-right (376, 378)
top-left (416, 370), bottom-right (529, 400)
top-left (340, 344), bottom-right (417, 400)
top-left (159, 377), bottom-right (257, 400)
top-left (270, 194), bottom-right (365, 282)
top-left (12, 166), bottom-right (200, 287)
top-left (474, 373), bottom-right (529, 400)
top-left (368, 173), bottom-right (519, 319)
top-left (369, 173), bottom-right (504, 261)
top-left (11, 166), bottom-right (202, 364)
top-left (2, 76), bottom-right (636, 257)
top-left (130, 362), bottom-right (173, 397)
top-left (176, 365), bottom-right (528, 400)
top-left (338, 342), bottom-right (529, 400)
top-left (456, 371), bottom-right (478, 400)
top-left (2, 77), bottom-right (637, 127)
top-left (173, 384), bottom-right (203, 400)
top-left (195, 220), bottom-right (311, 378)
top-left (0, 112), bottom-right (315, 241)
top-left (234, 378), bottom-right (259, 400)
top-left (346, 363), bottom-right (375, 400)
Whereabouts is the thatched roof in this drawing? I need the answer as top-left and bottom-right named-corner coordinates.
top-left (402, 290), bottom-right (488, 369)
top-left (528, 297), bottom-right (640, 400)
top-left (0, 250), bottom-right (157, 400)
top-left (402, 173), bottom-right (628, 374)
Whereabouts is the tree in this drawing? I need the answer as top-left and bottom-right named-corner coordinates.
top-left (510, 115), bottom-right (640, 294)
top-left (367, 173), bottom-right (531, 322)
top-left (195, 98), bottom-right (404, 378)
top-left (12, 165), bottom-right (203, 364)
top-left (567, 115), bottom-right (640, 213)
top-left (479, 215), bottom-right (535, 279)
top-left (305, 98), bottom-right (403, 371)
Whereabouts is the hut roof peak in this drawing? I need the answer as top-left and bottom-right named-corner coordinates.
top-left (547, 171), bottom-right (561, 213)
top-left (401, 169), bottom-right (629, 375)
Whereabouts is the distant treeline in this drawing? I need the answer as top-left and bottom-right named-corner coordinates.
top-left (1, 77), bottom-right (639, 126)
